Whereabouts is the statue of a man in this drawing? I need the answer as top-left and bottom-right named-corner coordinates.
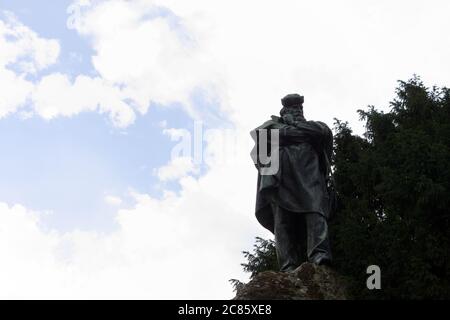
top-left (250, 94), bottom-right (334, 272)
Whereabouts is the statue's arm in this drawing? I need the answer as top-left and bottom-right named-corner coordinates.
top-left (316, 121), bottom-right (333, 161)
top-left (277, 121), bottom-right (329, 145)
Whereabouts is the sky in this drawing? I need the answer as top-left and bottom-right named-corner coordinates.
top-left (0, 0), bottom-right (450, 299)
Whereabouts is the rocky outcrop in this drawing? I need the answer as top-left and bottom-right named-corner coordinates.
top-left (233, 262), bottom-right (349, 300)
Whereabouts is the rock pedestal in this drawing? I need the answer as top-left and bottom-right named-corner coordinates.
top-left (233, 262), bottom-right (348, 300)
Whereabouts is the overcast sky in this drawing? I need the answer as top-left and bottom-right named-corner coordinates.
top-left (1, 0), bottom-right (449, 299)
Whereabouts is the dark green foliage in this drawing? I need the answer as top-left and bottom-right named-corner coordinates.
top-left (331, 76), bottom-right (450, 299)
top-left (239, 77), bottom-right (450, 299)
top-left (230, 237), bottom-right (278, 293)
top-left (240, 237), bottom-right (278, 278)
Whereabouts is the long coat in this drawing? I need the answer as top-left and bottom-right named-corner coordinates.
top-left (251, 115), bottom-right (333, 233)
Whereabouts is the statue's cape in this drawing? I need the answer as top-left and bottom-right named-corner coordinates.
top-left (250, 116), bottom-right (333, 233)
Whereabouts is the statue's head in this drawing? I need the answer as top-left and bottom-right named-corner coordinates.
top-left (281, 93), bottom-right (304, 108)
top-left (280, 94), bottom-right (305, 125)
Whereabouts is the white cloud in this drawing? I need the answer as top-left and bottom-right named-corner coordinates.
top-left (0, 12), bottom-right (60, 73)
top-left (0, 12), bottom-right (135, 127)
top-left (0, 12), bottom-right (59, 117)
top-left (163, 127), bottom-right (190, 141)
top-left (156, 156), bottom-right (199, 181)
top-left (32, 73), bottom-right (135, 127)
top-left (73, 0), bottom-right (223, 117)
top-left (0, 68), bottom-right (33, 118)
top-left (0, 203), bottom-right (63, 299)
top-left (104, 195), bottom-right (123, 206)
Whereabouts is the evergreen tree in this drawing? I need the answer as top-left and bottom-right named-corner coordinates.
top-left (240, 237), bottom-right (278, 278)
top-left (332, 76), bottom-right (450, 299)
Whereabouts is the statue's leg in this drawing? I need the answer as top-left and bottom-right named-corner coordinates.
top-left (304, 212), bottom-right (332, 265)
top-left (272, 204), bottom-right (304, 272)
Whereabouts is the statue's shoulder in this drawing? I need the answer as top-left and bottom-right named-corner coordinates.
top-left (317, 122), bottom-right (334, 142)
top-left (264, 115), bottom-right (283, 126)
top-left (309, 120), bottom-right (330, 129)
top-left (309, 120), bottom-right (332, 132)
top-left (254, 116), bottom-right (284, 130)
top-left (270, 115), bottom-right (282, 122)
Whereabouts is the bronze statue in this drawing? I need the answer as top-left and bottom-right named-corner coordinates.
top-left (250, 94), bottom-right (335, 272)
